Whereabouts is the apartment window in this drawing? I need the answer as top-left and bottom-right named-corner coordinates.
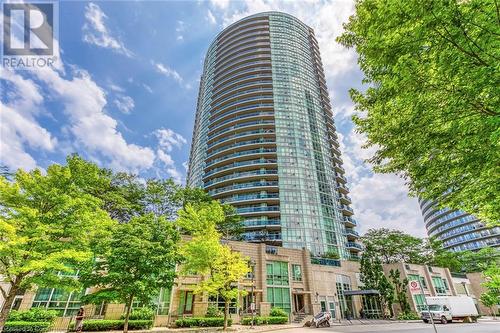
top-left (413, 294), bottom-right (426, 312)
top-left (32, 288), bottom-right (83, 316)
top-left (266, 287), bottom-right (291, 313)
top-left (266, 261), bottom-right (289, 285)
top-left (408, 274), bottom-right (426, 288)
top-left (292, 264), bottom-right (302, 282)
top-left (432, 277), bottom-right (447, 295)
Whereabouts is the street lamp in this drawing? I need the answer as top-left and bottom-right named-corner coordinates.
top-left (249, 260), bottom-right (256, 328)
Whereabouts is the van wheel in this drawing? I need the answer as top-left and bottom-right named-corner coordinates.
top-left (423, 319), bottom-right (428, 323)
top-left (441, 316), bottom-right (447, 324)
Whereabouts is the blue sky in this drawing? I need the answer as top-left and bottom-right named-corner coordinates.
top-left (0, 0), bottom-right (426, 237)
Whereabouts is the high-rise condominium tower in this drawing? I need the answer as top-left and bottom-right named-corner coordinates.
top-left (419, 199), bottom-right (499, 252)
top-left (187, 12), bottom-right (361, 259)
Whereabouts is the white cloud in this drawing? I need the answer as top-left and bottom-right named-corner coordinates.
top-left (113, 95), bottom-right (135, 114)
top-left (182, 161), bottom-right (189, 171)
top-left (210, 0), bottom-right (230, 9)
top-left (206, 10), bottom-right (217, 25)
top-left (152, 61), bottom-right (184, 85)
top-left (142, 83), bottom-right (153, 94)
top-left (175, 20), bottom-right (185, 41)
top-left (82, 2), bottom-right (134, 57)
top-left (166, 167), bottom-right (183, 184)
top-left (154, 128), bottom-right (187, 152)
top-left (32, 66), bottom-right (155, 173)
top-left (157, 149), bottom-right (174, 166)
top-left (0, 69), bottom-right (57, 171)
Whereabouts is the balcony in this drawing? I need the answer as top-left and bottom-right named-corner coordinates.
top-left (339, 194), bottom-right (352, 205)
top-left (208, 180), bottom-right (279, 196)
top-left (243, 233), bottom-right (282, 242)
top-left (203, 158), bottom-right (277, 178)
top-left (336, 183), bottom-right (349, 194)
top-left (205, 148), bottom-right (277, 168)
top-left (346, 242), bottom-right (363, 252)
top-left (243, 219), bottom-right (281, 228)
top-left (344, 228), bottom-right (359, 239)
top-left (336, 174), bottom-right (347, 184)
top-left (219, 193), bottom-right (279, 204)
top-left (311, 257), bottom-right (341, 267)
top-left (206, 138), bottom-right (276, 159)
top-left (204, 169), bottom-right (278, 188)
top-left (333, 164), bottom-right (345, 174)
top-left (343, 216), bottom-right (357, 227)
top-left (236, 205), bottom-right (280, 214)
top-left (340, 204), bottom-right (354, 216)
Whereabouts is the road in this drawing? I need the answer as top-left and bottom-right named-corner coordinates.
top-left (279, 321), bottom-right (499, 333)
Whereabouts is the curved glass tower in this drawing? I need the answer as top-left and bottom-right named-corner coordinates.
top-left (187, 12), bottom-right (360, 259)
top-left (419, 199), bottom-right (500, 252)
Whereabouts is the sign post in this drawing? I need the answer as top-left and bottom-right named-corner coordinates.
top-left (410, 279), bottom-right (438, 333)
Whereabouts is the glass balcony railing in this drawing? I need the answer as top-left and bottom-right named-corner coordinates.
top-left (243, 219), bottom-right (281, 227)
top-left (214, 65), bottom-right (271, 90)
top-left (343, 216), bottom-right (357, 226)
top-left (210, 110), bottom-right (274, 132)
top-left (243, 233), bottom-right (282, 241)
top-left (220, 193), bottom-right (280, 204)
top-left (311, 257), bottom-right (341, 267)
top-left (207, 119), bottom-right (275, 139)
top-left (204, 158), bottom-right (277, 177)
top-left (344, 228), bottom-right (359, 237)
top-left (208, 181), bottom-right (279, 195)
top-left (206, 148), bottom-right (277, 167)
top-left (236, 205), bottom-right (279, 214)
top-left (214, 72), bottom-right (272, 93)
top-left (207, 138), bottom-right (276, 158)
top-left (340, 205), bottom-right (354, 215)
top-left (211, 86), bottom-right (273, 108)
top-left (207, 129), bottom-right (275, 148)
top-left (346, 242), bottom-right (363, 251)
top-left (204, 169), bottom-right (278, 186)
top-left (211, 97), bottom-right (273, 121)
top-left (215, 48), bottom-right (271, 75)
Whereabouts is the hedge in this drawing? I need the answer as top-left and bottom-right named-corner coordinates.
top-left (7, 309), bottom-right (58, 323)
top-left (174, 317), bottom-right (232, 327)
top-left (69, 320), bottom-right (153, 331)
top-left (120, 308), bottom-right (155, 321)
top-left (3, 321), bottom-right (51, 333)
top-left (241, 316), bottom-right (288, 325)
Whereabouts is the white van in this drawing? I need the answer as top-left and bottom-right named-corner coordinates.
top-left (421, 296), bottom-right (478, 324)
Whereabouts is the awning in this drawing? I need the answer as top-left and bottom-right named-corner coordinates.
top-left (343, 289), bottom-right (380, 296)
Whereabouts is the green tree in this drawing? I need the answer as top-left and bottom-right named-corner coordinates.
top-left (389, 269), bottom-right (411, 315)
top-left (337, 0), bottom-right (500, 226)
top-left (177, 188), bottom-right (244, 240)
top-left (361, 229), bottom-right (425, 264)
top-left (480, 292), bottom-right (498, 318)
top-left (0, 156), bottom-right (114, 332)
top-left (80, 214), bottom-right (180, 333)
top-left (360, 246), bottom-right (394, 318)
top-left (177, 202), bottom-right (250, 330)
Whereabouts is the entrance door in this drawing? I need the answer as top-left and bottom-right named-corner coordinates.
top-left (183, 291), bottom-right (194, 314)
top-left (293, 294), bottom-right (304, 313)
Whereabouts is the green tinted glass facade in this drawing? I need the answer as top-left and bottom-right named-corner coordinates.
top-left (187, 12), bottom-right (360, 258)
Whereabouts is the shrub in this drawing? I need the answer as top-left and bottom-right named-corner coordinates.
top-left (205, 305), bottom-right (223, 318)
top-left (120, 307), bottom-right (155, 320)
top-left (241, 316), bottom-right (288, 325)
top-left (7, 309), bottom-right (58, 323)
top-left (397, 312), bottom-right (421, 320)
top-left (269, 307), bottom-right (287, 317)
top-left (174, 317), bottom-right (232, 327)
top-left (3, 321), bottom-right (51, 333)
top-left (69, 320), bottom-right (153, 331)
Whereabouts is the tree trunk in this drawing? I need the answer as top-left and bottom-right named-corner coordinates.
top-left (223, 300), bottom-right (229, 330)
top-left (123, 295), bottom-right (134, 333)
top-left (0, 282), bottom-right (19, 333)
